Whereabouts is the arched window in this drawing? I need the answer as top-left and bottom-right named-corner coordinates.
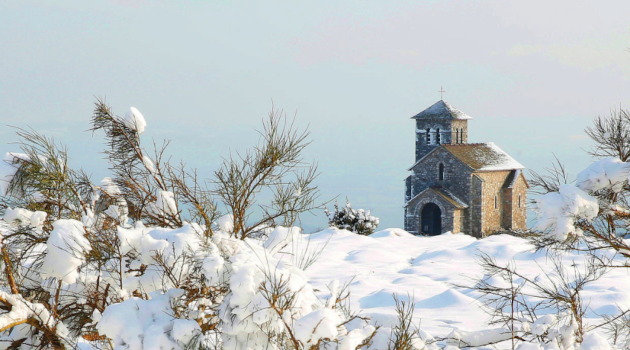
top-left (436, 128), bottom-right (441, 144)
top-left (426, 128), bottom-right (431, 144)
top-left (456, 129), bottom-right (460, 143)
top-left (438, 163), bottom-right (445, 181)
top-left (518, 194), bottom-right (522, 208)
top-left (494, 195), bottom-right (498, 209)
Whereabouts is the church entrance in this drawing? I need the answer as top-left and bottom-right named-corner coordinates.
top-left (420, 203), bottom-right (442, 235)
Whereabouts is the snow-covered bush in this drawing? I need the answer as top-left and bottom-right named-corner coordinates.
top-left (0, 102), bottom-right (377, 349)
top-left (326, 202), bottom-right (379, 235)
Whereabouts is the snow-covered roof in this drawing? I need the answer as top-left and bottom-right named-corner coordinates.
top-left (442, 143), bottom-right (524, 171)
top-left (412, 100), bottom-right (472, 120)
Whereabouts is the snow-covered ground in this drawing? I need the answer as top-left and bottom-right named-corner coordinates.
top-left (0, 208), bottom-right (627, 349)
top-left (302, 228), bottom-right (630, 347)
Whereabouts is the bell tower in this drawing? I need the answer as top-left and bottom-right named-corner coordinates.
top-left (412, 100), bottom-right (470, 161)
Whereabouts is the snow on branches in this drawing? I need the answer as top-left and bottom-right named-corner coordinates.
top-left (39, 219), bottom-right (92, 284)
top-left (0, 205), bottom-right (377, 349)
top-left (326, 202), bottom-right (380, 236)
top-left (0, 102), bottom-right (377, 349)
top-left (119, 107), bottom-right (147, 135)
top-left (534, 184), bottom-right (598, 241)
top-left (534, 156), bottom-right (630, 250)
top-left (576, 157), bottom-right (630, 193)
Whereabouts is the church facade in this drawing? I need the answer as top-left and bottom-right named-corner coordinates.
top-left (404, 100), bottom-right (528, 237)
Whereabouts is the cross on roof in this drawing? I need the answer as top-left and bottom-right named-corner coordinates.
top-left (438, 86), bottom-right (446, 100)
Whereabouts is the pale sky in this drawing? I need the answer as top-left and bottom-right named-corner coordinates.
top-left (1, 0), bottom-right (630, 231)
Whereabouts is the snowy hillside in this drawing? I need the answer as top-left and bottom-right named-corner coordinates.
top-left (301, 228), bottom-right (630, 348)
top-left (0, 104), bottom-right (629, 349)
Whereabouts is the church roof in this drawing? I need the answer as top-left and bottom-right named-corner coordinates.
top-left (432, 187), bottom-right (468, 209)
top-left (442, 143), bottom-right (524, 171)
top-left (412, 100), bottom-right (472, 120)
top-left (503, 169), bottom-right (529, 189)
top-left (503, 169), bottom-right (520, 188)
top-left (404, 186), bottom-right (468, 209)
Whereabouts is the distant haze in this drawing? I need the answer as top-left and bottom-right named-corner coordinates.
top-left (1, 1), bottom-right (629, 231)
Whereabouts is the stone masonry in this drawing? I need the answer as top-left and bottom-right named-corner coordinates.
top-left (404, 100), bottom-right (528, 237)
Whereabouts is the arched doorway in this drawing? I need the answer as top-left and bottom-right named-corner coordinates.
top-left (420, 203), bottom-right (442, 235)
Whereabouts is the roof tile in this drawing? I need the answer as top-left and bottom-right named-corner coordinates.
top-left (442, 143), bottom-right (524, 171)
top-left (412, 100), bottom-right (472, 120)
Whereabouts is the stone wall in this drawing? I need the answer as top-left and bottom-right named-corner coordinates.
top-left (409, 147), bottom-right (472, 204)
top-left (452, 208), bottom-right (464, 233)
top-left (501, 173), bottom-right (528, 230)
top-left (405, 168), bottom-right (528, 236)
top-left (511, 174), bottom-right (528, 230)
top-left (470, 175), bottom-right (483, 237)
top-left (502, 186), bottom-right (514, 229)
top-left (405, 134), bottom-right (528, 237)
top-left (415, 118), bottom-right (453, 161)
top-left (476, 170), bottom-right (513, 236)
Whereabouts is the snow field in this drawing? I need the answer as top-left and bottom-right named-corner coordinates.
top-left (299, 228), bottom-right (630, 348)
top-left (0, 198), bottom-right (627, 348)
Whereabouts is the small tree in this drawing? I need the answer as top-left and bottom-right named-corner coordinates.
top-left (213, 108), bottom-right (320, 240)
top-left (326, 202), bottom-right (379, 235)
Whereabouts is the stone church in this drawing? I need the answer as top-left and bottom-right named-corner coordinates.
top-left (404, 100), bottom-right (527, 237)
